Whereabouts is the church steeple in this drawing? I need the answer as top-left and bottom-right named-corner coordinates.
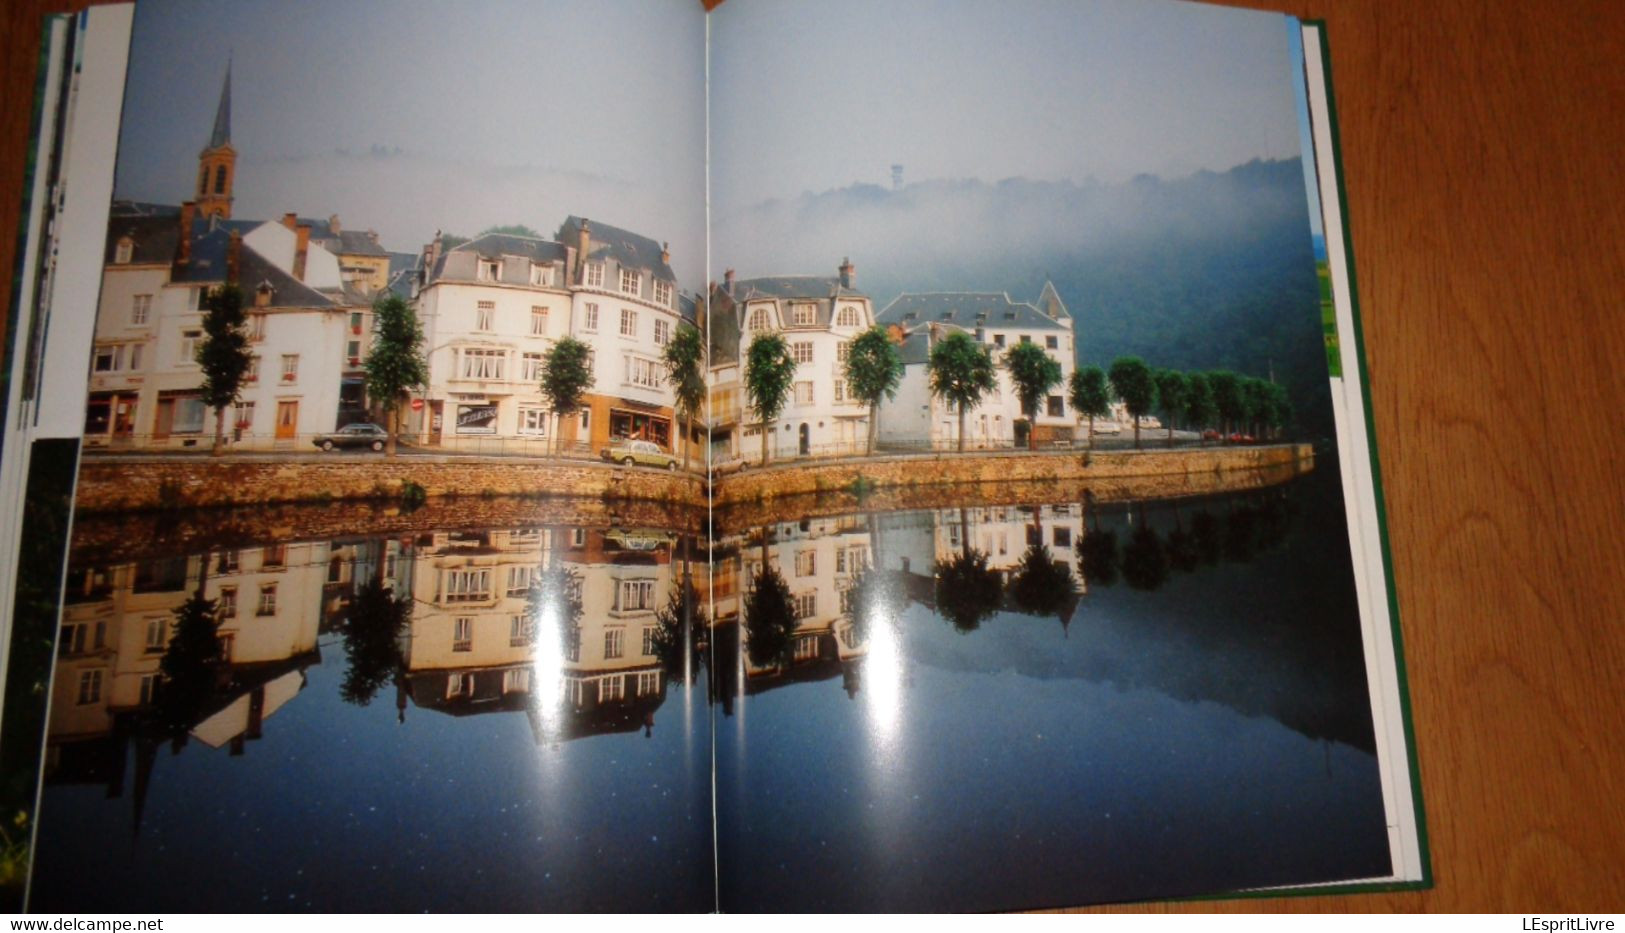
top-left (196, 60), bottom-right (236, 220)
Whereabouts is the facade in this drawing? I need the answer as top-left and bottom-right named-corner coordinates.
top-left (405, 218), bottom-right (695, 459)
top-left (875, 287), bottom-right (1076, 449)
top-left (705, 260), bottom-right (875, 461)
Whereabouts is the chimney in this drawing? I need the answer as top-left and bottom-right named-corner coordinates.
top-left (660, 241), bottom-right (670, 265)
top-left (226, 229), bottom-right (242, 285)
top-left (367, 229), bottom-right (379, 245)
top-left (177, 201), bottom-right (196, 266)
top-left (293, 223), bottom-right (311, 282)
top-left (255, 283), bottom-right (272, 307)
top-left (329, 214), bottom-right (341, 235)
top-left (575, 219), bottom-right (592, 285)
top-left (838, 257), bottom-right (855, 289)
top-left (724, 268), bottom-right (735, 295)
top-left (281, 212), bottom-right (297, 231)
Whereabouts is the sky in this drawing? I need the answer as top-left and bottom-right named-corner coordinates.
top-left (112, 0), bottom-right (708, 286)
top-left (709, 0), bottom-right (1310, 270)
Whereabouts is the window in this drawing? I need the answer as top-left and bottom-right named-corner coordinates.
top-left (76, 669), bottom-right (104, 705)
top-left (579, 408), bottom-right (591, 433)
top-left (840, 306), bottom-right (863, 326)
top-left (654, 319), bottom-right (670, 346)
top-left (213, 165), bottom-right (227, 194)
top-left (653, 280), bottom-right (672, 307)
top-left (459, 348), bottom-right (506, 380)
top-left (181, 330), bottom-right (203, 363)
top-left (232, 400), bottom-right (254, 430)
top-left (1053, 526), bottom-right (1073, 548)
top-left (792, 341), bottom-right (813, 364)
top-left (59, 621), bottom-right (107, 657)
top-left (506, 615), bottom-right (532, 648)
top-left (503, 667), bottom-right (531, 693)
top-left (1047, 396), bottom-right (1064, 417)
top-left (1019, 335), bottom-right (1032, 345)
top-left (585, 263), bottom-right (604, 288)
top-left (570, 528), bottom-right (587, 548)
top-left (834, 380), bottom-right (846, 403)
top-left (280, 354), bottom-right (299, 383)
top-left (92, 345), bottom-right (121, 373)
top-left (636, 671), bottom-right (660, 696)
top-left (583, 303), bottom-right (599, 331)
top-left (257, 584), bottom-right (277, 617)
top-left (248, 313), bottom-right (265, 341)
top-left (506, 566), bottom-right (534, 597)
top-left (617, 580), bottom-right (655, 612)
top-left (139, 674), bottom-right (159, 705)
top-left (447, 672), bottom-right (476, 699)
top-left (350, 311), bottom-right (363, 331)
top-left (599, 676), bottom-right (625, 702)
top-left (795, 550), bottom-right (816, 577)
top-left (218, 586), bottom-right (237, 618)
top-left (144, 618), bottom-right (167, 653)
top-left (641, 626), bottom-right (658, 656)
top-left (620, 307), bottom-right (638, 338)
top-left (625, 356), bottom-right (662, 389)
top-left (477, 259), bottom-right (500, 282)
top-left (115, 238), bottom-right (133, 264)
top-left (792, 303), bottom-right (816, 326)
top-left (619, 267), bottom-right (640, 296)
top-left (476, 301), bottom-right (495, 331)
top-left (794, 382), bottom-right (814, 405)
top-left (521, 352), bottom-right (544, 382)
top-left (443, 569), bottom-right (491, 602)
top-left (604, 629), bottom-right (624, 659)
top-left (564, 627), bottom-right (582, 663)
top-left (531, 264), bottom-right (553, 287)
top-left (128, 344), bottom-right (143, 371)
top-left (518, 408), bottom-right (548, 435)
top-left (793, 592), bottom-right (816, 619)
top-left (1045, 335), bottom-right (1059, 349)
top-left (262, 544), bottom-right (285, 568)
top-left (132, 294), bottom-right (152, 324)
top-left (453, 617), bottom-right (473, 652)
top-left (748, 308), bottom-right (770, 332)
top-left (837, 341), bottom-right (852, 362)
top-left (347, 340), bottom-right (361, 363)
top-left (530, 306), bottom-right (548, 335)
top-left (244, 355), bottom-right (260, 383)
top-left (793, 634), bottom-right (819, 660)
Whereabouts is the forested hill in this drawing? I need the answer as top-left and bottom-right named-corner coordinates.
top-left (718, 158), bottom-right (1334, 436)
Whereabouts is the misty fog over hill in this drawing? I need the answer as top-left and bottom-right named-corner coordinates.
top-left (716, 158), bottom-right (1333, 435)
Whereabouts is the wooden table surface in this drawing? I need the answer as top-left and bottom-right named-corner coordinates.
top-left (3, 0), bottom-right (1621, 914)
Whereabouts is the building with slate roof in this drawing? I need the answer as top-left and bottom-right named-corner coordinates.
top-left (406, 217), bottom-right (693, 458)
top-left (704, 259), bottom-right (876, 461)
top-left (85, 69), bottom-right (407, 449)
top-left (875, 286), bottom-right (1077, 449)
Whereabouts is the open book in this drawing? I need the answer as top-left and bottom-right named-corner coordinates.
top-left (0, 0), bottom-right (1428, 913)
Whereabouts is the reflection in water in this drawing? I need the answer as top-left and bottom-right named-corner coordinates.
top-left (33, 512), bottom-right (713, 912)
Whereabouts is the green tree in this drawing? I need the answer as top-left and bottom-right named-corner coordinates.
top-left (157, 593), bottom-right (224, 736)
top-left (1108, 356), bottom-right (1156, 450)
top-left (1241, 377), bottom-right (1273, 437)
top-left (662, 323), bottom-right (706, 471)
top-left (651, 580), bottom-right (703, 687)
top-left (934, 508), bottom-right (1004, 633)
top-left (843, 326), bottom-right (904, 455)
top-left (745, 332), bottom-right (797, 465)
top-left (338, 578), bottom-right (410, 707)
top-left (540, 336), bottom-right (596, 455)
top-left (1008, 544), bottom-right (1075, 618)
top-left (744, 541), bottom-right (798, 669)
top-left (928, 331), bottom-right (997, 452)
top-left (1183, 372), bottom-right (1217, 441)
top-left (196, 284), bottom-right (252, 457)
top-left (1153, 369), bottom-right (1189, 443)
top-left (1004, 342), bottom-right (1063, 450)
top-left (1069, 365), bottom-right (1112, 450)
top-left (1208, 370), bottom-right (1243, 436)
top-left (1265, 382), bottom-right (1293, 438)
top-left (364, 294), bottom-right (429, 457)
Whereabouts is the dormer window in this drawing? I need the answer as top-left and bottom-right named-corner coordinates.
top-left (836, 306), bottom-right (859, 327)
top-left (619, 268), bottom-right (640, 296)
top-left (748, 308), bottom-right (770, 332)
top-left (653, 280), bottom-right (673, 308)
top-left (585, 263), bottom-right (604, 288)
top-left (531, 263), bottom-right (552, 287)
top-left (477, 259), bottom-right (500, 282)
top-left (114, 237), bottom-right (134, 264)
top-left (792, 303), bottom-right (816, 326)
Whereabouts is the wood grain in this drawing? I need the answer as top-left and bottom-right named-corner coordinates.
top-left (3, 0), bottom-right (1622, 913)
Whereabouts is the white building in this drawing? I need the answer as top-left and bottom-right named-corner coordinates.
top-left (874, 286), bottom-right (1076, 449)
top-left (705, 260), bottom-right (876, 461)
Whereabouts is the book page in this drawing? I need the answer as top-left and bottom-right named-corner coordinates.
top-left (705, 0), bottom-right (1423, 911)
top-left (6, 0), bottom-right (717, 913)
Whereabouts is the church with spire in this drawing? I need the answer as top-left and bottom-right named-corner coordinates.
top-left (194, 63), bottom-right (236, 219)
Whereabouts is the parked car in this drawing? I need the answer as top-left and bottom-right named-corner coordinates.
top-left (600, 438), bottom-right (678, 470)
top-left (1091, 420), bottom-right (1122, 435)
top-left (1227, 432), bottom-right (1257, 444)
top-left (313, 423), bottom-right (389, 451)
top-left (711, 453), bottom-right (749, 475)
top-left (1202, 429), bottom-right (1222, 441)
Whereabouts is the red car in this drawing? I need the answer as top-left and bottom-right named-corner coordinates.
top-left (1202, 429), bottom-right (1222, 441)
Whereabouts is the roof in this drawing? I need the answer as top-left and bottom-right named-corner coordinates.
top-left (206, 61), bottom-right (231, 150)
top-left (557, 215), bottom-right (675, 283)
top-left (428, 232), bottom-right (569, 282)
top-left (877, 292), bottom-right (1066, 331)
top-left (318, 229), bottom-right (389, 258)
top-left (732, 275), bottom-right (865, 302)
top-left (170, 227), bottom-right (338, 309)
top-left (105, 214), bottom-right (179, 264)
top-left (897, 330), bottom-right (932, 365)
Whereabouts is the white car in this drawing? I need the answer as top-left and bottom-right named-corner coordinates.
top-left (1091, 420), bottom-right (1122, 435)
